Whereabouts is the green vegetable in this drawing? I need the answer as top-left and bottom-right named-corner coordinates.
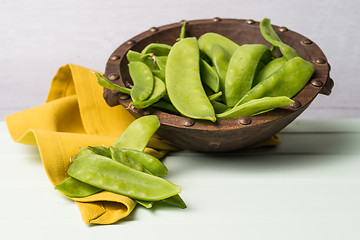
top-left (110, 147), bottom-right (168, 178)
top-left (165, 37), bottom-right (216, 122)
top-left (224, 44), bottom-right (271, 107)
top-left (130, 76), bottom-right (166, 109)
top-left (217, 96), bottom-right (294, 119)
top-left (235, 56), bottom-right (314, 106)
top-left (55, 177), bottom-right (103, 198)
top-left (67, 154), bottom-right (181, 201)
top-left (112, 115), bottom-right (160, 150)
top-left (260, 18), bottom-right (299, 60)
top-left (128, 61), bottom-right (154, 102)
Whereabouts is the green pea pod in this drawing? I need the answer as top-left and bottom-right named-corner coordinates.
top-left (131, 76), bottom-right (166, 109)
top-left (210, 44), bottom-right (231, 95)
top-left (200, 59), bottom-right (220, 92)
top-left (225, 44), bottom-right (271, 107)
top-left (211, 100), bottom-right (229, 114)
top-left (129, 62), bottom-right (155, 102)
top-left (126, 50), bottom-right (159, 70)
top-left (208, 91), bottom-right (223, 101)
top-left (166, 37), bottom-right (216, 122)
top-left (151, 100), bottom-right (180, 115)
top-left (110, 147), bottom-right (168, 177)
top-left (67, 154), bottom-right (181, 201)
top-left (198, 32), bottom-right (239, 60)
top-left (155, 56), bottom-right (167, 70)
top-left (179, 20), bottom-right (187, 40)
top-left (87, 146), bottom-right (112, 158)
top-left (55, 177), bottom-right (103, 198)
top-left (112, 115), bottom-right (160, 151)
top-left (110, 147), bottom-right (145, 172)
top-left (152, 70), bottom-right (165, 81)
top-left (217, 96), bottom-right (294, 119)
top-left (260, 18), bottom-right (299, 60)
top-left (95, 73), bottom-right (131, 95)
top-left (141, 43), bottom-right (172, 56)
top-left (56, 148), bottom-right (105, 197)
top-left (252, 57), bottom-right (287, 87)
top-left (236, 57), bottom-right (314, 106)
top-left (74, 148), bottom-right (94, 159)
top-left (162, 194), bottom-right (187, 209)
top-left (136, 200), bottom-right (154, 209)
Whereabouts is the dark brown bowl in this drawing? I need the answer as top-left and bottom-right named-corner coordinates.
top-left (103, 18), bottom-right (333, 152)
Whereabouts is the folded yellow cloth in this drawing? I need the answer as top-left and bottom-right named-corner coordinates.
top-left (5, 64), bottom-right (178, 224)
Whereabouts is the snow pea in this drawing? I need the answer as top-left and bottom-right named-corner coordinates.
top-left (252, 57), bottom-right (287, 87)
top-left (151, 100), bottom-right (180, 115)
top-left (224, 44), bottom-right (271, 107)
top-left (179, 20), bottom-right (187, 40)
top-left (166, 37), bottom-right (216, 122)
top-left (260, 18), bottom-right (299, 60)
top-left (208, 91), bottom-right (223, 101)
top-left (152, 56), bottom-right (167, 81)
top-left (210, 44), bottom-right (231, 95)
top-left (200, 59), bottom-right (220, 92)
top-left (55, 148), bottom-right (104, 198)
top-left (198, 32), bottom-right (239, 60)
top-left (112, 115), bottom-right (160, 150)
top-left (155, 56), bottom-right (167, 70)
top-left (55, 177), bottom-right (102, 198)
top-left (131, 76), bottom-right (166, 109)
top-left (126, 50), bottom-right (158, 70)
top-left (141, 43), bottom-right (172, 56)
top-left (128, 61), bottom-right (154, 102)
top-left (236, 56), bottom-right (314, 106)
top-left (87, 146), bottom-right (111, 158)
top-left (217, 96), bottom-right (294, 119)
top-left (95, 73), bottom-right (131, 95)
top-left (67, 154), bottom-right (181, 201)
top-left (211, 100), bottom-right (229, 114)
top-left (110, 147), bottom-right (168, 177)
top-left (162, 194), bottom-right (187, 209)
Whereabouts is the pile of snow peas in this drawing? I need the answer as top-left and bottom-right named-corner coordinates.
top-left (98, 18), bottom-right (314, 121)
top-left (56, 115), bottom-right (186, 209)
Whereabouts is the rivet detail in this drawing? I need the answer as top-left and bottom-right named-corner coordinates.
top-left (290, 100), bottom-right (301, 109)
top-left (108, 74), bottom-right (119, 81)
top-left (150, 27), bottom-right (159, 32)
top-left (301, 39), bottom-right (313, 45)
top-left (238, 116), bottom-right (252, 125)
top-left (315, 58), bottom-right (326, 64)
top-left (183, 118), bottom-right (195, 127)
top-left (142, 109), bottom-right (153, 116)
top-left (279, 26), bottom-right (288, 32)
top-left (213, 17), bottom-right (222, 22)
top-left (311, 79), bottom-right (323, 87)
top-left (127, 40), bottom-right (136, 45)
top-left (246, 19), bottom-right (255, 25)
top-left (110, 55), bottom-right (120, 61)
top-left (118, 93), bottom-right (130, 100)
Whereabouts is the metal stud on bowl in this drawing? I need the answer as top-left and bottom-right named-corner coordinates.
top-left (213, 17), bottom-right (222, 22)
top-left (238, 116), bottom-right (252, 125)
top-left (246, 19), bottom-right (255, 24)
top-left (108, 74), bottom-right (119, 81)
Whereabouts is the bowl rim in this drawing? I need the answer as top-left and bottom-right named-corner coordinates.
top-left (104, 18), bottom-right (331, 131)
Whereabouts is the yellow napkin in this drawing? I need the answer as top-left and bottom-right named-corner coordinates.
top-left (5, 64), bottom-right (178, 224)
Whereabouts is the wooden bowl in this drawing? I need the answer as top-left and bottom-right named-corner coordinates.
top-left (103, 18), bottom-right (333, 152)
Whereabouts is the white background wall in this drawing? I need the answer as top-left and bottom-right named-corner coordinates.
top-left (1, 0), bottom-right (358, 119)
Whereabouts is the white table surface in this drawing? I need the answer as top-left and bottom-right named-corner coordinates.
top-left (1, 119), bottom-right (360, 240)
